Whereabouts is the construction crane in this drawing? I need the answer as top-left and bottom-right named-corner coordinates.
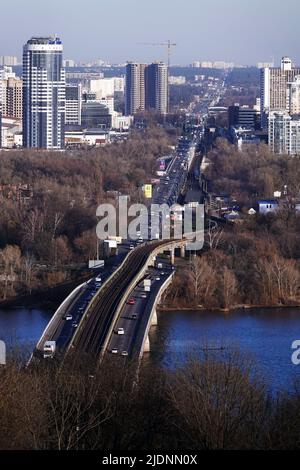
top-left (137, 40), bottom-right (177, 67)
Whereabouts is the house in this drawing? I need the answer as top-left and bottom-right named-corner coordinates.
top-left (257, 199), bottom-right (279, 214)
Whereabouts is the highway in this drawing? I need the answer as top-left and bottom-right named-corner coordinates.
top-left (106, 259), bottom-right (173, 358)
top-left (35, 129), bottom-right (204, 363)
top-left (69, 240), bottom-right (170, 355)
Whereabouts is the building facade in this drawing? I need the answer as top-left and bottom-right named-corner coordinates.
top-left (287, 75), bottom-right (300, 115)
top-left (260, 57), bottom-right (300, 125)
top-left (125, 62), bottom-right (146, 115)
top-left (125, 62), bottom-right (168, 115)
top-left (23, 36), bottom-right (66, 149)
top-left (268, 111), bottom-right (300, 155)
top-left (65, 83), bottom-right (82, 125)
top-left (228, 105), bottom-right (260, 129)
top-left (1, 77), bottom-right (23, 119)
top-left (0, 56), bottom-right (18, 66)
top-left (145, 62), bottom-right (168, 114)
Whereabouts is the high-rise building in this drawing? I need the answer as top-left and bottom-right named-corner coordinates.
top-left (1, 77), bottom-right (23, 119)
top-left (125, 62), bottom-right (168, 115)
top-left (287, 75), bottom-right (300, 115)
top-left (268, 111), bottom-right (300, 155)
top-left (125, 62), bottom-right (146, 115)
top-left (65, 83), bottom-right (82, 125)
top-left (23, 36), bottom-right (65, 149)
top-left (145, 62), bottom-right (168, 114)
top-left (260, 57), bottom-right (300, 125)
top-left (0, 56), bottom-right (18, 66)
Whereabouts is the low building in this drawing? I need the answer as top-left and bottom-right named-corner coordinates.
top-left (0, 116), bottom-right (22, 148)
top-left (168, 76), bottom-right (186, 85)
top-left (81, 101), bottom-right (112, 129)
top-left (65, 126), bottom-right (109, 147)
top-left (257, 199), bottom-right (279, 214)
top-left (228, 104), bottom-right (260, 129)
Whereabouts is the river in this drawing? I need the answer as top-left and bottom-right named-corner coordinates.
top-left (149, 307), bottom-right (300, 393)
top-left (0, 303), bottom-right (299, 392)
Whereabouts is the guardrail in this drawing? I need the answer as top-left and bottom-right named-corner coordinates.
top-left (36, 281), bottom-right (86, 351)
top-left (138, 271), bottom-right (175, 358)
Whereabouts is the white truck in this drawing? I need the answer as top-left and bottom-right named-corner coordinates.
top-left (43, 341), bottom-right (56, 359)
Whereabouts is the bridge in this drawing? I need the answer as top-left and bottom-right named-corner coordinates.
top-left (33, 129), bottom-right (206, 365)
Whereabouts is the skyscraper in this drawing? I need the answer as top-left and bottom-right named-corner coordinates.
top-left (125, 62), bottom-right (168, 115)
top-left (125, 62), bottom-right (146, 115)
top-left (260, 57), bottom-right (300, 126)
top-left (23, 36), bottom-right (65, 149)
top-left (145, 62), bottom-right (168, 114)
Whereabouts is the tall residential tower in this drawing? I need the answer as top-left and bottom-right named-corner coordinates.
top-left (125, 62), bottom-right (168, 115)
top-left (23, 36), bottom-right (65, 149)
top-left (260, 57), bottom-right (300, 126)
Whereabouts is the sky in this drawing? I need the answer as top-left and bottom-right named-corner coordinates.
top-left (1, 0), bottom-right (300, 66)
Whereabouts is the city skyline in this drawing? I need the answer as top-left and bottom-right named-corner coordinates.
top-left (1, 0), bottom-right (300, 66)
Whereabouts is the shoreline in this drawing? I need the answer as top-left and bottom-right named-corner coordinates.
top-left (0, 274), bottom-right (90, 309)
top-left (158, 303), bottom-right (300, 313)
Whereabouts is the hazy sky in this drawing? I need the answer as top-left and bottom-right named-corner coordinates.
top-left (1, 0), bottom-right (299, 65)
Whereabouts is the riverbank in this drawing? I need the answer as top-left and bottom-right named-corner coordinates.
top-left (0, 273), bottom-right (90, 309)
top-left (158, 302), bottom-right (300, 313)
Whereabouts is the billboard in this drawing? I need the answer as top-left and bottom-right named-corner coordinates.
top-left (144, 184), bottom-right (152, 199)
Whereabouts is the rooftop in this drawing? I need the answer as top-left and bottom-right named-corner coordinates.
top-left (27, 36), bottom-right (62, 45)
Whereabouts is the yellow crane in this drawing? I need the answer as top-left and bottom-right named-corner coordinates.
top-left (138, 40), bottom-right (177, 67)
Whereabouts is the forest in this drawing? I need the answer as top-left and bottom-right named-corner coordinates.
top-left (164, 139), bottom-right (300, 310)
top-left (0, 352), bottom-right (299, 450)
top-left (0, 127), bottom-right (174, 300)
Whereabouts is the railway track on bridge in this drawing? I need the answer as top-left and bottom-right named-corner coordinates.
top-left (69, 240), bottom-right (168, 356)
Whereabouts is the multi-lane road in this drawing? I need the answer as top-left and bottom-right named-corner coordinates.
top-left (36, 130), bottom-right (204, 363)
top-left (106, 260), bottom-right (173, 358)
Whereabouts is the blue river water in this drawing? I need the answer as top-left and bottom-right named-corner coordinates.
top-left (149, 307), bottom-right (300, 393)
top-left (0, 303), bottom-right (300, 393)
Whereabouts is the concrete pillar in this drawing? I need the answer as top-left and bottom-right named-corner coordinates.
top-left (151, 309), bottom-right (158, 326)
top-left (143, 335), bottom-right (150, 353)
top-left (170, 248), bottom-right (175, 265)
top-left (180, 245), bottom-right (185, 258)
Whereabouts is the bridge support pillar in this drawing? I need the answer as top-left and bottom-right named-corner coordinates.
top-left (144, 334), bottom-right (150, 353)
top-left (170, 248), bottom-right (175, 265)
top-left (151, 309), bottom-right (158, 326)
top-left (180, 245), bottom-right (185, 258)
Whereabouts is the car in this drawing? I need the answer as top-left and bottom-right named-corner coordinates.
top-left (117, 327), bottom-right (125, 335)
top-left (129, 244), bottom-right (134, 250)
top-left (63, 314), bottom-right (72, 321)
top-left (111, 348), bottom-right (118, 354)
top-left (127, 298), bottom-right (136, 305)
top-left (72, 322), bottom-right (78, 328)
top-left (121, 351), bottom-right (128, 356)
top-left (131, 313), bottom-right (138, 319)
top-left (155, 276), bottom-right (161, 281)
top-left (141, 293), bottom-right (147, 299)
top-left (95, 275), bottom-right (102, 283)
